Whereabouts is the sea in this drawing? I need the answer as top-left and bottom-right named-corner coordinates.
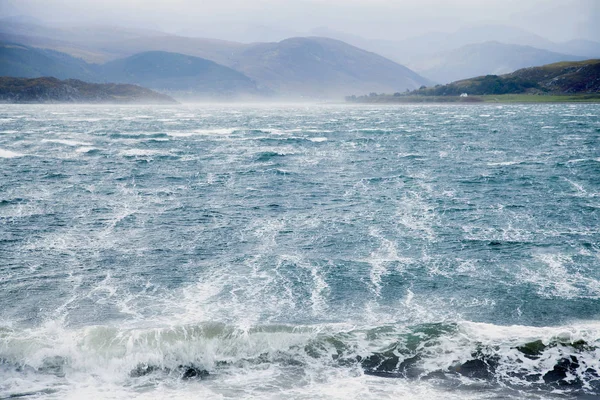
top-left (0, 103), bottom-right (599, 399)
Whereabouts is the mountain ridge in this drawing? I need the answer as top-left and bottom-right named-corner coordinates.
top-left (229, 36), bottom-right (430, 97)
top-left (0, 38), bottom-right (431, 99)
top-left (410, 41), bottom-right (585, 84)
top-left (99, 51), bottom-right (262, 97)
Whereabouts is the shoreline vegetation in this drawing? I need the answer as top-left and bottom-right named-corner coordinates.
top-left (346, 93), bottom-right (600, 104)
top-left (347, 59), bottom-right (600, 104)
top-left (0, 77), bottom-right (177, 104)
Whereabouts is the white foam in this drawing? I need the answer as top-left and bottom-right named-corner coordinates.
top-left (564, 177), bottom-right (588, 196)
top-left (308, 137), bottom-right (328, 142)
top-left (395, 190), bottom-right (436, 240)
top-left (3, 315), bottom-right (600, 399)
top-left (42, 139), bottom-right (94, 147)
top-left (75, 147), bottom-right (97, 153)
top-left (0, 148), bottom-right (22, 158)
top-left (487, 161), bottom-right (521, 166)
top-left (366, 228), bottom-right (399, 297)
top-left (120, 149), bottom-right (164, 157)
top-left (168, 128), bottom-right (238, 137)
top-left (518, 253), bottom-right (600, 299)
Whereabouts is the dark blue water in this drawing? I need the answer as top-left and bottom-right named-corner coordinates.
top-left (1, 104), bottom-right (599, 399)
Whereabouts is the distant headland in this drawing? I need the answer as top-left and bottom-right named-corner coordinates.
top-left (0, 77), bottom-right (178, 104)
top-left (347, 60), bottom-right (600, 103)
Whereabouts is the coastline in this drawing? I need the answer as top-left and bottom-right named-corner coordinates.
top-left (346, 94), bottom-right (600, 104)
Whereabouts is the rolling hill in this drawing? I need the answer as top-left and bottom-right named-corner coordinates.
top-left (81, 36), bottom-right (431, 97)
top-left (1, 19), bottom-right (598, 98)
top-left (230, 37), bottom-right (430, 97)
top-left (0, 43), bottom-right (262, 98)
top-left (412, 59), bottom-right (600, 96)
top-left (307, 25), bottom-right (600, 80)
top-left (0, 37), bottom-right (430, 99)
top-left (99, 51), bottom-right (261, 97)
top-left (96, 35), bottom-right (247, 66)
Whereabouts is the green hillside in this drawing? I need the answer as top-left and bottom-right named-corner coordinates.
top-left (413, 59), bottom-right (600, 96)
top-left (0, 77), bottom-right (177, 104)
top-left (348, 59), bottom-right (600, 103)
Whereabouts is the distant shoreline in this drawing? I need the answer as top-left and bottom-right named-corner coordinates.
top-left (346, 94), bottom-right (600, 104)
top-left (0, 77), bottom-right (178, 105)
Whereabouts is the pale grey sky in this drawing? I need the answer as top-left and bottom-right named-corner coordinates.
top-left (1, 0), bottom-right (598, 42)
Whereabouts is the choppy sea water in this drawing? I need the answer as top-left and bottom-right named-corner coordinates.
top-left (0, 104), bottom-right (599, 399)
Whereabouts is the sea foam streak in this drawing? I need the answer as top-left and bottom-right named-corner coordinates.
top-left (0, 148), bottom-right (22, 158)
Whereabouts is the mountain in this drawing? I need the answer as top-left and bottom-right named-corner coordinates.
top-left (557, 39), bottom-right (600, 58)
top-left (412, 59), bottom-right (600, 96)
top-left (96, 35), bottom-right (247, 66)
top-left (410, 42), bottom-right (585, 84)
top-left (0, 20), bottom-right (166, 48)
top-left (173, 23), bottom-right (303, 44)
top-left (230, 37), bottom-right (430, 97)
top-left (0, 77), bottom-right (177, 104)
top-left (310, 24), bottom-right (579, 68)
top-left (342, 24), bottom-right (558, 65)
top-left (0, 21), bottom-right (174, 63)
top-left (99, 51), bottom-right (260, 97)
top-left (0, 43), bottom-right (261, 98)
top-left (1, 33), bottom-right (430, 99)
top-left (61, 34), bottom-right (430, 97)
top-left (0, 20), bottom-right (254, 65)
top-left (90, 35), bottom-right (431, 97)
top-left (0, 42), bottom-right (97, 80)
top-left (308, 27), bottom-right (411, 66)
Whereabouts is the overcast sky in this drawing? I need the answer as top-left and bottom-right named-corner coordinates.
top-left (1, 0), bottom-right (598, 42)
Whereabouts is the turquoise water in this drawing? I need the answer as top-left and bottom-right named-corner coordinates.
top-left (0, 104), bottom-right (599, 399)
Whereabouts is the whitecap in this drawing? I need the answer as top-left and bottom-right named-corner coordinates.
top-left (120, 149), bottom-right (164, 157)
top-left (487, 161), bottom-right (521, 166)
top-left (267, 129), bottom-right (287, 135)
top-left (168, 128), bottom-right (238, 137)
top-left (0, 148), bottom-right (22, 158)
top-left (42, 139), bottom-right (94, 147)
top-left (75, 147), bottom-right (97, 153)
top-left (566, 159), bottom-right (588, 164)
